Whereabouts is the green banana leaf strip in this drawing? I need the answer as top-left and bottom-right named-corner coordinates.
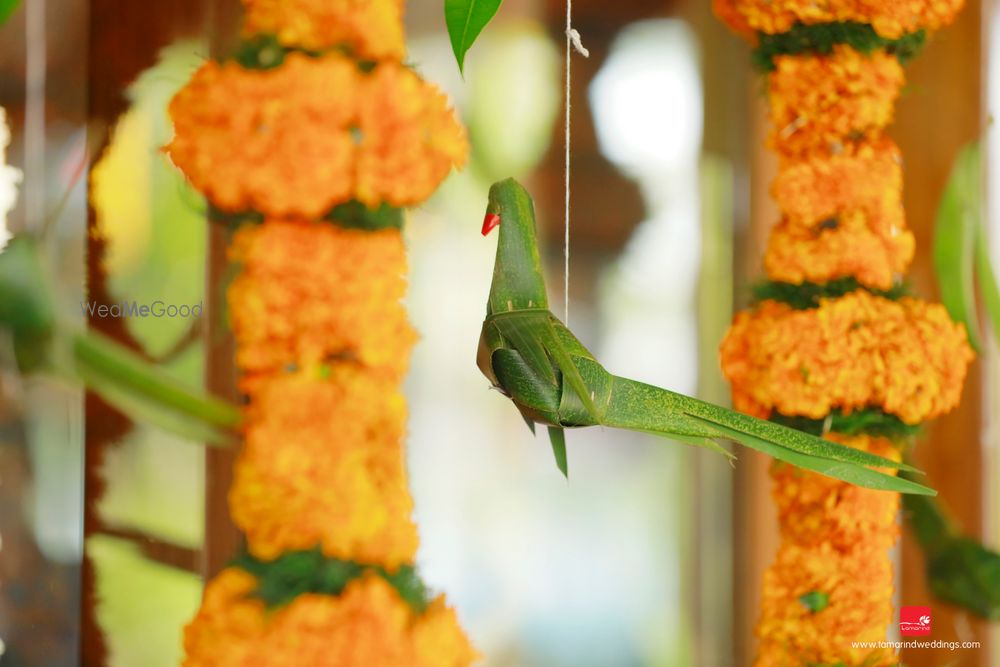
top-left (74, 356), bottom-right (235, 446)
top-left (904, 491), bottom-right (1000, 620)
top-left (73, 332), bottom-right (242, 430)
top-left (933, 142), bottom-right (982, 351)
top-left (683, 399), bottom-right (916, 472)
top-left (701, 420), bottom-right (934, 495)
top-left (444, 0), bottom-right (503, 74)
top-left (646, 431), bottom-right (735, 460)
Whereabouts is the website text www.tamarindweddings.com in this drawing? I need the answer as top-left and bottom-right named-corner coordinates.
top-left (852, 640), bottom-right (982, 652)
top-left (81, 300), bottom-right (203, 319)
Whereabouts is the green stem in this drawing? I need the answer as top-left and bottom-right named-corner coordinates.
top-left (73, 331), bottom-right (242, 429)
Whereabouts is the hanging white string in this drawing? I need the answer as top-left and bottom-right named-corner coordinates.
top-left (563, 1), bottom-right (588, 324)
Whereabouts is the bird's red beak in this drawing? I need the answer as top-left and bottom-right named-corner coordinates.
top-left (482, 213), bottom-right (500, 236)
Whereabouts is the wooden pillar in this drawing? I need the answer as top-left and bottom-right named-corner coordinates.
top-left (731, 77), bottom-right (782, 667)
top-left (201, 0), bottom-right (244, 581)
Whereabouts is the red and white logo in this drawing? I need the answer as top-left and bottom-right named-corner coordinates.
top-left (899, 606), bottom-right (932, 636)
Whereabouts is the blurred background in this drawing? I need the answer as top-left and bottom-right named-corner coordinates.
top-left (0, 0), bottom-right (996, 665)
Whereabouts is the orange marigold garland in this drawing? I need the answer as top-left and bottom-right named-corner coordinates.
top-left (167, 55), bottom-right (467, 218)
top-left (167, 53), bottom-right (361, 218)
top-left (241, 0), bottom-right (406, 60)
top-left (715, 0), bottom-right (963, 39)
top-left (184, 569), bottom-right (477, 667)
top-left (767, 46), bottom-right (904, 159)
top-left (229, 365), bottom-right (419, 567)
top-left (763, 214), bottom-right (914, 289)
top-left (167, 2), bottom-right (474, 664)
top-left (226, 220), bottom-right (416, 383)
top-left (721, 292), bottom-right (971, 424)
top-left (716, 3), bottom-right (972, 665)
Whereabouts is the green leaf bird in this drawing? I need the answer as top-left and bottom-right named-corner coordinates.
top-left (476, 178), bottom-right (934, 496)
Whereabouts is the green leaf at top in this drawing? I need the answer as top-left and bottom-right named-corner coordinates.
top-left (0, 0), bottom-right (20, 25)
top-left (445, 0), bottom-right (503, 74)
top-left (933, 143), bottom-right (982, 351)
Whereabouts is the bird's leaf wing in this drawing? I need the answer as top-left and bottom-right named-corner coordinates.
top-left (491, 310), bottom-right (557, 385)
top-left (700, 419), bottom-right (934, 495)
top-left (538, 318), bottom-right (599, 420)
top-left (491, 310), bottom-right (599, 420)
top-left (682, 398), bottom-right (915, 471)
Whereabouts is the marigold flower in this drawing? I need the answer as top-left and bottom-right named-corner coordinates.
top-left (183, 570), bottom-right (478, 666)
top-left (167, 56), bottom-right (466, 216)
top-left (356, 63), bottom-right (469, 207)
top-left (242, 0), bottom-right (406, 61)
top-left (772, 138), bottom-right (904, 234)
top-left (230, 367), bottom-right (419, 568)
top-left (764, 211), bottom-right (915, 289)
top-left (720, 291), bottom-right (973, 424)
top-left (167, 53), bottom-right (360, 218)
top-left (770, 433), bottom-right (900, 550)
top-left (768, 46), bottom-right (904, 159)
top-left (721, 0), bottom-right (964, 39)
top-left (755, 542), bottom-right (896, 667)
top-left (227, 220), bottom-right (416, 382)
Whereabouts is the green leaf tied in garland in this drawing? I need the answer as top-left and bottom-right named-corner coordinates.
top-left (799, 590), bottom-right (830, 613)
top-left (231, 33), bottom-right (376, 72)
top-left (752, 22), bottom-right (926, 72)
top-left (209, 201), bottom-right (403, 232)
top-left (752, 278), bottom-right (909, 311)
top-left (233, 548), bottom-right (433, 614)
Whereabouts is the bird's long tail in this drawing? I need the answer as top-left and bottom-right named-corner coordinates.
top-left (601, 375), bottom-right (934, 495)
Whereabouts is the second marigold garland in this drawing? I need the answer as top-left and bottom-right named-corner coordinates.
top-left (716, 1), bottom-right (973, 665)
top-left (165, 0), bottom-right (477, 664)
